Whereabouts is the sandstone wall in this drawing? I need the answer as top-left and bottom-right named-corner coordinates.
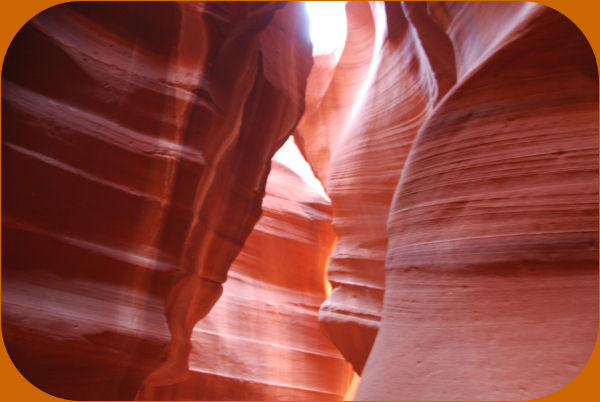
top-left (294, 2), bottom-right (597, 399)
top-left (2, 2), bottom-right (312, 399)
top-left (1, 2), bottom-right (597, 401)
top-left (136, 140), bottom-right (353, 400)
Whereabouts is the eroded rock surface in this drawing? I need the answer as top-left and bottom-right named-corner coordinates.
top-left (136, 139), bottom-right (353, 400)
top-left (298, 1), bottom-right (452, 373)
top-left (357, 4), bottom-right (598, 400)
top-left (296, 1), bottom-right (597, 399)
top-left (1, 2), bottom-right (597, 401)
top-left (2, 2), bottom-right (312, 399)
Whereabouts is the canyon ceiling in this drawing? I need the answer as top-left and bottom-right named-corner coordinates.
top-left (1, 1), bottom-right (598, 401)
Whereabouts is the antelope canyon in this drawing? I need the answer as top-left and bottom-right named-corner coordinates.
top-left (1, 1), bottom-right (597, 401)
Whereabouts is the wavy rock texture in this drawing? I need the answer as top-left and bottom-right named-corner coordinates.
top-left (295, 5), bottom-right (597, 395)
top-left (2, 1), bottom-right (598, 401)
top-left (295, 1), bottom-right (376, 186)
top-left (297, 1), bottom-right (454, 373)
top-left (349, 3), bottom-right (598, 401)
top-left (1, 2), bottom-right (313, 400)
top-left (136, 139), bottom-right (353, 400)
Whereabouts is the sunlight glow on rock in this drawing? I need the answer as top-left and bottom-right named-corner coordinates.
top-left (272, 137), bottom-right (329, 201)
top-left (305, 1), bottom-right (348, 56)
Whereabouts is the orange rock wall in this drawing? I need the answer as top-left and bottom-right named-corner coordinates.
top-left (1, 2), bottom-right (597, 401)
top-left (2, 2), bottom-right (313, 399)
top-left (137, 143), bottom-right (353, 400)
top-left (358, 4), bottom-right (598, 400)
top-left (296, 2), bottom-right (597, 399)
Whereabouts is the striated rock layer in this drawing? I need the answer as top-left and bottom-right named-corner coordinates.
top-left (297, 2), bottom-right (597, 398)
top-left (136, 139), bottom-right (353, 400)
top-left (2, 2), bottom-right (314, 399)
top-left (357, 4), bottom-right (598, 400)
top-left (1, 1), bottom-right (597, 401)
top-left (295, 1), bottom-right (598, 400)
top-left (298, 0), bottom-right (455, 374)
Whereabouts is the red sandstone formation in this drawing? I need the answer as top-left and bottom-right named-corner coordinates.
top-left (357, 4), bottom-right (599, 400)
top-left (136, 139), bottom-right (353, 400)
top-left (1, 1), bottom-right (597, 401)
top-left (297, 1), bottom-right (597, 400)
top-left (297, 1), bottom-right (444, 373)
top-left (2, 2), bottom-right (313, 399)
top-left (298, 6), bottom-right (598, 399)
top-left (295, 1), bottom-right (376, 186)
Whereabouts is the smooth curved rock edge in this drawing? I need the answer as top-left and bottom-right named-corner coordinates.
top-left (296, 2), bottom-right (597, 400)
top-left (2, 2), bottom-right (318, 400)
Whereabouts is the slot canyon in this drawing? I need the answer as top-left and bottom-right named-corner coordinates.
top-left (1, 1), bottom-right (598, 401)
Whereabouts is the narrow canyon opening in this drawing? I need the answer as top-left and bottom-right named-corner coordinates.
top-left (136, 136), bottom-right (351, 400)
top-left (305, 1), bottom-right (347, 57)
